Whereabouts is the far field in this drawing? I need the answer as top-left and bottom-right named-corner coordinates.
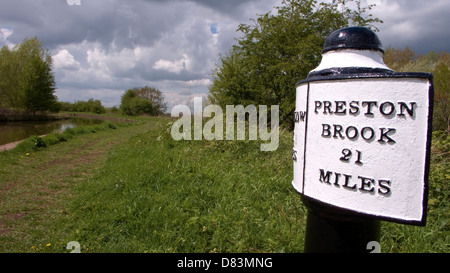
top-left (0, 116), bottom-right (448, 253)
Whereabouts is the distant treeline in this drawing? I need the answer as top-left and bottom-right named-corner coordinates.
top-left (59, 99), bottom-right (106, 114)
top-left (59, 86), bottom-right (168, 117)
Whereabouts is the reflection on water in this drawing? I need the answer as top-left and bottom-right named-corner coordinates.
top-left (0, 118), bottom-right (104, 145)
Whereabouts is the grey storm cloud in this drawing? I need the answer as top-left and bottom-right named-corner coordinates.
top-left (1, 0), bottom-right (189, 50)
top-left (149, 0), bottom-right (257, 14)
top-left (370, 0), bottom-right (450, 53)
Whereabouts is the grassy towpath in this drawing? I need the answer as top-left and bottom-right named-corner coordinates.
top-left (0, 115), bottom-right (448, 253)
top-left (0, 117), bottom-right (161, 252)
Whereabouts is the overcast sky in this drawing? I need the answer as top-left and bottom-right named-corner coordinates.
top-left (1, 0), bottom-right (448, 110)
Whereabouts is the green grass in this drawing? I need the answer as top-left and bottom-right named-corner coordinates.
top-left (0, 116), bottom-right (448, 253)
top-left (0, 118), bottom-right (144, 252)
top-left (10, 121), bottom-right (127, 154)
top-left (59, 119), bottom-right (305, 253)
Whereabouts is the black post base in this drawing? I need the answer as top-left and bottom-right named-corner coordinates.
top-left (303, 198), bottom-right (381, 253)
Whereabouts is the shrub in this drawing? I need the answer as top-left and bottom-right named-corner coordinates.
top-left (32, 136), bottom-right (46, 148)
top-left (61, 99), bottom-right (106, 114)
top-left (120, 89), bottom-right (155, 116)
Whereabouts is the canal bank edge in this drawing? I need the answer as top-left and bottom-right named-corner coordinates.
top-left (0, 108), bottom-right (60, 122)
top-left (0, 108), bottom-right (135, 123)
top-left (0, 110), bottom-right (136, 152)
top-left (0, 139), bottom-right (35, 152)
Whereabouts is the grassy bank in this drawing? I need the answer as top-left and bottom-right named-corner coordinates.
top-left (0, 107), bottom-right (60, 122)
top-left (0, 118), bottom-right (145, 252)
top-left (0, 116), bottom-right (448, 253)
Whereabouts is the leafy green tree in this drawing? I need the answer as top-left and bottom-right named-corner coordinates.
top-left (130, 96), bottom-right (154, 116)
top-left (120, 89), bottom-right (136, 116)
top-left (209, 0), bottom-right (382, 129)
top-left (20, 48), bottom-right (57, 114)
top-left (0, 37), bottom-right (57, 113)
top-left (120, 86), bottom-right (167, 116)
top-left (0, 46), bottom-right (20, 107)
top-left (134, 86), bottom-right (167, 115)
top-left (120, 89), bottom-right (155, 116)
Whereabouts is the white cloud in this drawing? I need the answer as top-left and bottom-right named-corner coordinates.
top-left (53, 49), bottom-right (81, 70)
top-left (0, 27), bottom-right (12, 40)
top-left (153, 54), bottom-right (191, 74)
top-left (86, 47), bottom-right (110, 73)
top-left (187, 78), bottom-right (212, 87)
top-left (0, 27), bottom-right (14, 47)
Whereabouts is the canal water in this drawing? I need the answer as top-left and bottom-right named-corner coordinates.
top-left (0, 118), bottom-right (104, 146)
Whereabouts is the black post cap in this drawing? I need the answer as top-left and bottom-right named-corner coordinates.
top-left (322, 26), bottom-right (384, 53)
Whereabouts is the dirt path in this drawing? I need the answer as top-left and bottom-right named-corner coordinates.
top-left (0, 134), bottom-right (49, 152)
top-left (0, 120), bottom-right (156, 251)
top-left (0, 140), bottom-right (25, 152)
top-left (0, 135), bottom-right (117, 238)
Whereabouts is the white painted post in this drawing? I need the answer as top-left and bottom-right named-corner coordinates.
top-left (293, 27), bottom-right (434, 252)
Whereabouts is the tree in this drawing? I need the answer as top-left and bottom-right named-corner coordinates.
top-left (384, 47), bottom-right (449, 132)
top-left (71, 98), bottom-right (106, 114)
top-left (433, 61), bottom-right (450, 132)
top-left (120, 89), bottom-right (155, 116)
top-left (209, 0), bottom-right (382, 129)
top-left (120, 86), bottom-right (167, 116)
top-left (120, 89), bottom-right (137, 116)
top-left (19, 44), bottom-right (57, 114)
top-left (383, 46), bottom-right (416, 71)
top-left (0, 37), bottom-right (57, 113)
top-left (0, 45), bottom-right (19, 107)
top-left (134, 86), bottom-right (167, 115)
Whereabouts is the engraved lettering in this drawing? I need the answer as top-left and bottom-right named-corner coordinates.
top-left (362, 101), bottom-right (378, 116)
top-left (349, 101), bottom-right (360, 115)
top-left (319, 169), bottom-right (333, 185)
top-left (398, 102), bottom-right (416, 117)
top-left (334, 101), bottom-right (347, 114)
top-left (322, 124), bottom-right (331, 137)
top-left (378, 180), bottom-right (391, 196)
top-left (359, 176), bottom-right (375, 193)
top-left (323, 101), bottom-right (333, 114)
top-left (294, 111), bottom-right (307, 122)
top-left (318, 169), bottom-right (392, 197)
top-left (321, 124), bottom-right (395, 143)
top-left (378, 128), bottom-right (396, 144)
top-left (312, 100), bottom-right (417, 118)
top-left (380, 101), bottom-right (395, 116)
